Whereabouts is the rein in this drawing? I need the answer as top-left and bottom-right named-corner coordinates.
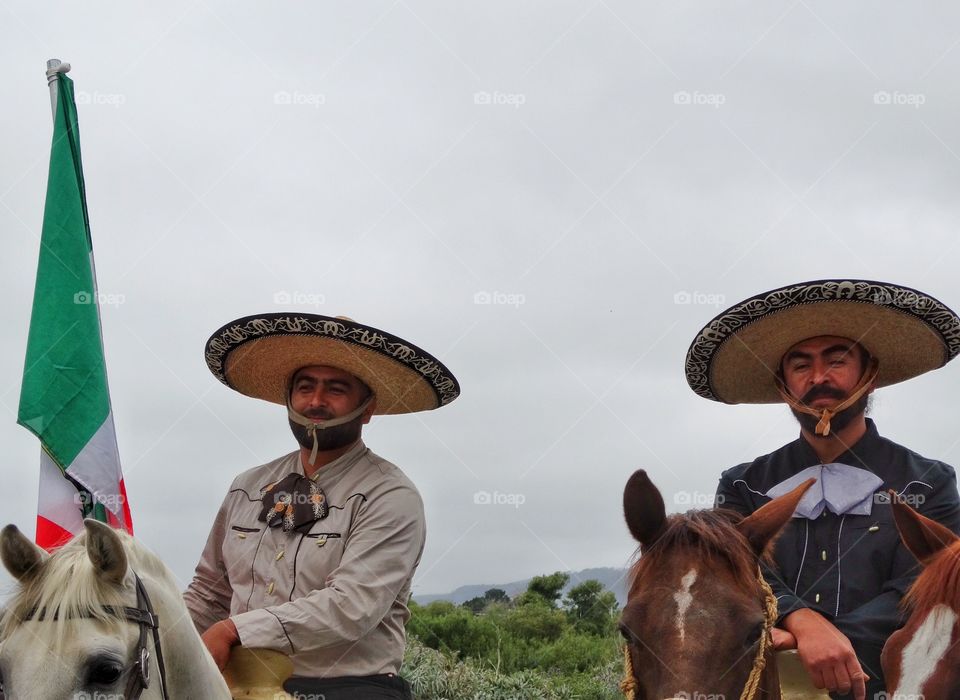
top-left (23, 572), bottom-right (170, 700)
top-left (620, 566), bottom-right (778, 700)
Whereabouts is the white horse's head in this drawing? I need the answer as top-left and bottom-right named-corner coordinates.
top-left (0, 520), bottom-right (231, 700)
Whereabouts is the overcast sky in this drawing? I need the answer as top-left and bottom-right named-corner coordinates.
top-left (3, 2), bottom-right (960, 600)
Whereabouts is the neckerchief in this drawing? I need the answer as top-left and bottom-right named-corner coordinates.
top-left (258, 472), bottom-right (329, 532)
top-left (765, 463), bottom-right (883, 519)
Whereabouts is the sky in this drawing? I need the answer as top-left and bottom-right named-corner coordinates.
top-left (3, 1), bottom-right (960, 600)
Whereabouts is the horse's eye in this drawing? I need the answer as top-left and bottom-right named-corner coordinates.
top-left (618, 622), bottom-right (634, 642)
top-left (86, 659), bottom-right (123, 686)
top-left (744, 621), bottom-right (764, 647)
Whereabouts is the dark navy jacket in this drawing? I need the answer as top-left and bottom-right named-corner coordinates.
top-left (717, 419), bottom-right (960, 697)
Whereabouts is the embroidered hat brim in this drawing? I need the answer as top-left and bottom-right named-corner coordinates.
top-left (205, 314), bottom-right (459, 414)
top-left (685, 280), bottom-right (960, 404)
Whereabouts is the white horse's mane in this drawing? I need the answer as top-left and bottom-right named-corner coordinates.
top-left (0, 529), bottom-right (172, 649)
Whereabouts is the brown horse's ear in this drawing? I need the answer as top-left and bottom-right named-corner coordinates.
top-left (84, 519), bottom-right (128, 585)
top-left (0, 524), bottom-right (48, 582)
top-left (889, 490), bottom-right (959, 565)
top-left (623, 470), bottom-right (667, 548)
top-left (737, 478), bottom-right (815, 557)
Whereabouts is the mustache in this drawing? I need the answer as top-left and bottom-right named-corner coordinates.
top-left (801, 386), bottom-right (846, 403)
top-left (303, 409), bottom-right (335, 420)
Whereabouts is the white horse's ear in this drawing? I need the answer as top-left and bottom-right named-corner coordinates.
top-left (0, 524), bottom-right (49, 581)
top-left (83, 519), bottom-right (128, 584)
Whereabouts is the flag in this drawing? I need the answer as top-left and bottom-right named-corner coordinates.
top-left (17, 70), bottom-right (132, 550)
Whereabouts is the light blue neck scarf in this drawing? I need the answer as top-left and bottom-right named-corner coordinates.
top-left (765, 463), bottom-right (883, 519)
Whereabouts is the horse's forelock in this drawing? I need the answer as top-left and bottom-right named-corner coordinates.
top-left (0, 531), bottom-right (135, 646)
top-left (629, 509), bottom-right (761, 594)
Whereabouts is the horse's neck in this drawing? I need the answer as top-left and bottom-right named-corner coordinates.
top-left (147, 577), bottom-right (233, 699)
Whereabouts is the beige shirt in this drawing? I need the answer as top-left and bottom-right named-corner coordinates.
top-left (184, 441), bottom-right (426, 678)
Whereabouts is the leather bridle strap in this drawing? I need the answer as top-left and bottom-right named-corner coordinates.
top-left (119, 574), bottom-right (169, 700)
top-left (26, 572), bottom-right (169, 700)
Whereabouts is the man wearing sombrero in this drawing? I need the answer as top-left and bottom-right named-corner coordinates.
top-left (183, 313), bottom-right (459, 699)
top-left (686, 280), bottom-right (960, 700)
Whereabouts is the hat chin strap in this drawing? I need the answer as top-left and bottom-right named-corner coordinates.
top-left (775, 359), bottom-right (879, 437)
top-left (287, 397), bottom-right (374, 466)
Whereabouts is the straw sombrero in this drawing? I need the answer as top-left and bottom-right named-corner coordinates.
top-left (205, 313), bottom-right (459, 413)
top-left (685, 279), bottom-right (960, 405)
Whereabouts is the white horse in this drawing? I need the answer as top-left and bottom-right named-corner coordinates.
top-left (0, 519), bottom-right (232, 700)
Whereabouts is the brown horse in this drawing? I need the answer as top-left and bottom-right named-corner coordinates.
top-left (881, 495), bottom-right (960, 699)
top-left (619, 470), bottom-right (813, 700)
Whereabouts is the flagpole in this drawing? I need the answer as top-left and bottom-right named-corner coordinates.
top-left (45, 58), bottom-right (71, 120)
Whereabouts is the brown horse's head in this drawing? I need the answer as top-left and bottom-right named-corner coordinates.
top-left (881, 494), bottom-right (960, 700)
top-left (619, 470), bottom-right (812, 700)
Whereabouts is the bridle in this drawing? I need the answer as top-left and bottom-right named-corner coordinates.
top-left (21, 572), bottom-right (169, 700)
top-left (620, 566), bottom-right (778, 700)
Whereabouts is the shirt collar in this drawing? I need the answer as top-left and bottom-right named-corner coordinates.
top-left (796, 418), bottom-right (880, 469)
top-left (303, 439), bottom-right (369, 485)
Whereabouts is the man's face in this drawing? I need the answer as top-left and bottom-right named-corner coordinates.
top-left (288, 365), bottom-right (373, 452)
top-left (780, 335), bottom-right (871, 433)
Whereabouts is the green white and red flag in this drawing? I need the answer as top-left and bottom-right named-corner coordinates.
top-left (18, 69), bottom-right (132, 550)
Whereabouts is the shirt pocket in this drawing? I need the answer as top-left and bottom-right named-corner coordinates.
top-left (222, 523), bottom-right (266, 577)
top-left (292, 532), bottom-right (344, 594)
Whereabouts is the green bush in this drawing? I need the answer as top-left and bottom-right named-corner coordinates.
top-left (403, 577), bottom-right (625, 698)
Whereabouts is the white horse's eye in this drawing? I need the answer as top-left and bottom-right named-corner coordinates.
top-left (86, 658), bottom-right (123, 687)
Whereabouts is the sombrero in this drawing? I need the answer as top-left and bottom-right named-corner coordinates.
top-left (205, 313), bottom-right (459, 414)
top-left (685, 279), bottom-right (960, 405)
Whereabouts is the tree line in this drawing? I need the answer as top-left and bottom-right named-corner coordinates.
top-left (403, 572), bottom-right (624, 699)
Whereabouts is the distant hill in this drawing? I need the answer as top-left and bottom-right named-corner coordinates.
top-left (413, 567), bottom-right (629, 607)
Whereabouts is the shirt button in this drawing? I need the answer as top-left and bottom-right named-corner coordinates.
top-left (276, 550), bottom-right (285, 561)
top-left (821, 550), bottom-right (827, 561)
top-left (815, 593), bottom-right (821, 603)
top-left (267, 581), bottom-right (275, 595)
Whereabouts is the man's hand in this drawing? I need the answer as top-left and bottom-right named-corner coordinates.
top-left (771, 627), bottom-right (797, 650)
top-left (782, 609), bottom-right (868, 700)
top-left (201, 618), bottom-right (240, 670)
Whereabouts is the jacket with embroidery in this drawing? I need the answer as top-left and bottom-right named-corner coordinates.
top-left (716, 419), bottom-right (960, 695)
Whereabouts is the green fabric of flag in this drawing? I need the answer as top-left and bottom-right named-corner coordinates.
top-left (18, 73), bottom-right (111, 469)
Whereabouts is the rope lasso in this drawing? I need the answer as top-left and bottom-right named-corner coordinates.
top-left (620, 566), bottom-right (777, 700)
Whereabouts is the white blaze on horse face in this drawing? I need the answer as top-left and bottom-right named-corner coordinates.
top-left (673, 568), bottom-right (697, 644)
top-left (894, 603), bottom-right (957, 696)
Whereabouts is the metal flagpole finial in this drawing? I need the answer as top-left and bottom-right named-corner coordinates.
top-left (45, 59), bottom-right (71, 121)
top-left (46, 59), bottom-right (71, 83)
